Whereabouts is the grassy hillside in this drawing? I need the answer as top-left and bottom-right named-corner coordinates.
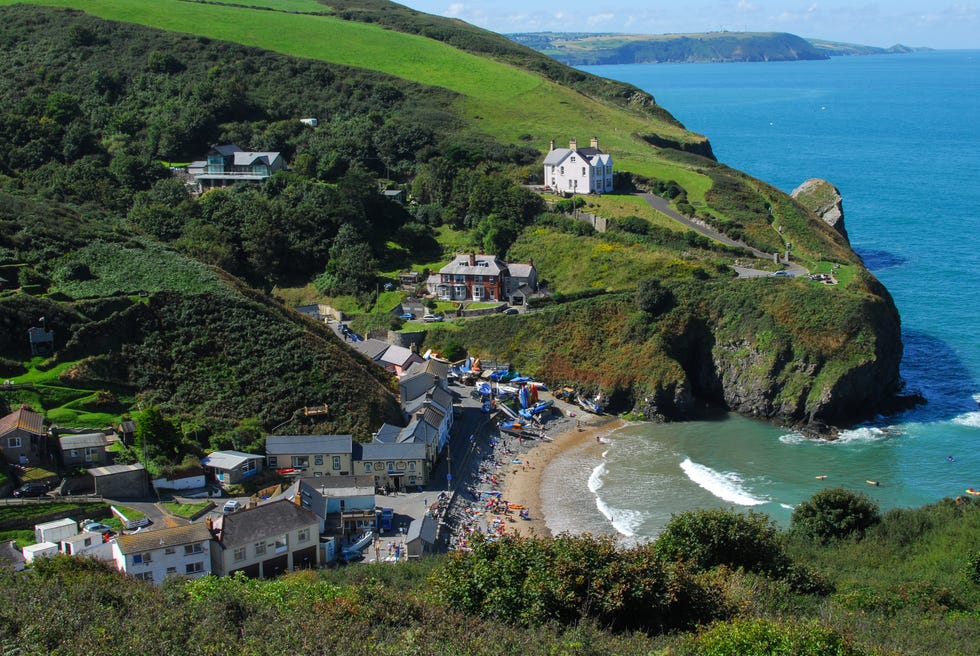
top-left (0, 1), bottom-right (907, 435)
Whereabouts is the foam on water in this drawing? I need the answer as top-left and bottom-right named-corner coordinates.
top-left (952, 411), bottom-right (980, 428)
top-left (587, 461), bottom-right (606, 493)
top-left (587, 461), bottom-right (642, 536)
top-left (834, 426), bottom-right (902, 444)
top-left (679, 458), bottom-right (768, 506)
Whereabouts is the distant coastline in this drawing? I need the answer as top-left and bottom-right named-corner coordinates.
top-left (507, 31), bottom-right (931, 66)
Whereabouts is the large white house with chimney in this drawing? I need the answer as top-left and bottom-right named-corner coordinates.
top-left (543, 137), bottom-right (614, 195)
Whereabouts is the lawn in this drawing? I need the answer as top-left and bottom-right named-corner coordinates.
top-left (0, 529), bottom-right (34, 548)
top-left (161, 500), bottom-right (212, 519)
top-left (565, 193), bottom-right (686, 232)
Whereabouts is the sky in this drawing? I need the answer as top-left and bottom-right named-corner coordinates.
top-left (400, 1), bottom-right (980, 49)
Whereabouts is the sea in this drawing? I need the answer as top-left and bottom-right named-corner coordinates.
top-left (540, 51), bottom-right (980, 541)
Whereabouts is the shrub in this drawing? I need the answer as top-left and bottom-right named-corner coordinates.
top-left (791, 488), bottom-right (881, 543)
top-left (676, 617), bottom-right (866, 656)
top-left (966, 551), bottom-right (980, 585)
top-left (636, 278), bottom-right (673, 316)
top-left (653, 509), bottom-right (788, 574)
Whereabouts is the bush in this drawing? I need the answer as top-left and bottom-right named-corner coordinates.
top-left (653, 509), bottom-right (788, 574)
top-left (791, 488), bottom-right (881, 543)
top-left (636, 278), bottom-right (673, 316)
top-left (433, 533), bottom-right (723, 632)
top-left (676, 618), bottom-right (866, 656)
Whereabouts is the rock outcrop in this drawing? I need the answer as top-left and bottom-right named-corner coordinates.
top-left (792, 178), bottom-right (849, 243)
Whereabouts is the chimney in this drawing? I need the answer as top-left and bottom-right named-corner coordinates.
top-left (549, 139), bottom-right (555, 151)
top-left (569, 138), bottom-right (577, 150)
top-left (469, 252), bottom-right (476, 266)
top-left (591, 136), bottom-right (599, 149)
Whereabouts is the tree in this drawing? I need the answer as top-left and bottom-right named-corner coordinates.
top-left (791, 487), bottom-right (881, 543)
top-left (314, 224), bottom-right (377, 297)
top-left (636, 278), bottom-right (674, 316)
top-left (134, 406), bottom-right (182, 466)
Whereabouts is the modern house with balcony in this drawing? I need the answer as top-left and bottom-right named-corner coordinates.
top-left (188, 144), bottom-right (286, 191)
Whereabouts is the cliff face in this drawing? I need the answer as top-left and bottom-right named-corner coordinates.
top-left (791, 178), bottom-right (849, 243)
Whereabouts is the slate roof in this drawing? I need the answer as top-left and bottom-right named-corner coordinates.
top-left (59, 433), bottom-right (108, 450)
top-left (438, 254), bottom-right (507, 277)
top-left (354, 441), bottom-right (426, 461)
top-left (116, 522), bottom-right (213, 555)
top-left (507, 263), bottom-right (535, 279)
top-left (0, 408), bottom-right (44, 437)
top-left (201, 450), bottom-right (264, 471)
top-left (265, 434), bottom-right (353, 455)
top-left (374, 424), bottom-right (403, 444)
top-left (353, 338), bottom-right (390, 361)
top-left (406, 515), bottom-right (438, 544)
top-left (380, 345), bottom-right (422, 368)
top-left (214, 499), bottom-right (318, 549)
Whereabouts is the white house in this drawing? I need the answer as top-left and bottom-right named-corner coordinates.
top-left (543, 137), bottom-right (614, 195)
top-left (112, 523), bottom-right (214, 584)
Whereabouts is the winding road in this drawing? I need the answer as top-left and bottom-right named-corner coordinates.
top-left (637, 192), bottom-right (808, 278)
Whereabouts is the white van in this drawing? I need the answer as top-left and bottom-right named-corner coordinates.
top-left (222, 500), bottom-right (243, 514)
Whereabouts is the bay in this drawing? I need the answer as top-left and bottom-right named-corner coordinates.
top-left (542, 52), bottom-right (980, 541)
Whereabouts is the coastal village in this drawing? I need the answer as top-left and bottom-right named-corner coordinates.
top-left (0, 137), bottom-right (617, 578)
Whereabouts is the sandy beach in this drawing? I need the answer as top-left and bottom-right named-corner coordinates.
top-left (497, 407), bottom-right (625, 538)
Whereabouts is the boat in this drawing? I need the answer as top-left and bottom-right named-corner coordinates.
top-left (866, 480), bottom-right (881, 487)
top-left (578, 396), bottom-right (603, 415)
top-left (966, 487), bottom-right (980, 496)
top-left (340, 529), bottom-right (375, 561)
top-left (815, 475), bottom-right (828, 480)
top-left (518, 399), bottom-right (553, 420)
top-left (497, 402), bottom-right (520, 419)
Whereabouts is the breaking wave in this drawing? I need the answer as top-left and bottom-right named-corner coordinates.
top-left (680, 458), bottom-right (767, 506)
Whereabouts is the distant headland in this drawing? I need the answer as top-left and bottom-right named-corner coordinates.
top-left (507, 31), bottom-right (931, 66)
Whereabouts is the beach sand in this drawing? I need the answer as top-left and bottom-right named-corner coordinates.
top-left (498, 408), bottom-right (624, 538)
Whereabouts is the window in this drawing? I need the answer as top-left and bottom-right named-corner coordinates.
top-left (164, 547), bottom-right (176, 555)
top-left (559, 166), bottom-right (564, 175)
top-left (292, 455), bottom-right (309, 468)
top-left (332, 456), bottom-right (341, 470)
top-left (132, 552), bottom-right (152, 565)
top-left (570, 156), bottom-right (576, 162)
top-left (314, 471), bottom-right (322, 477)
top-left (184, 543), bottom-right (203, 556)
top-left (365, 462), bottom-right (372, 473)
top-left (297, 528), bottom-right (310, 543)
top-left (134, 572), bottom-right (153, 582)
top-left (185, 562), bottom-right (204, 575)
top-left (166, 567), bottom-right (177, 576)
top-left (314, 455), bottom-right (323, 466)
top-left (387, 461), bottom-right (395, 472)
top-left (274, 535), bottom-right (288, 553)
top-left (85, 447), bottom-right (100, 459)
top-left (7, 436), bottom-right (21, 448)
top-left (267, 456), bottom-right (278, 468)
top-left (243, 459), bottom-right (256, 472)
top-left (254, 542), bottom-right (266, 557)
top-left (397, 461), bottom-right (406, 471)
top-left (582, 167), bottom-right (586, 176)
top-left (70, 449), bottom-right (79, 458)
top-left (233, 546), bottom-right (246, 562)
top-left (408, 461), bottom-right (416, 472)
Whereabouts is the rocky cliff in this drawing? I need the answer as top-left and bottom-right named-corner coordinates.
top-left (792, 178), bottom-right (849, 243)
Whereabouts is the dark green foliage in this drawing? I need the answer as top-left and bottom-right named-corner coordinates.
top-left (967, 551), bottom-right (980, 585)
top-left (133, 405), bottom-right (181, 467)
top-left (791, 488), bottom-right (881, 543)
top-left (636, 277), bottom-right (674, 316)
top-left (653, 508), bottom-right (789, 574)
top-left (434, 533), bottom-right (725, 631)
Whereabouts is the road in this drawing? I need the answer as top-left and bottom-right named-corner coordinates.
top-left (637, 192), bottom-right (808, 277)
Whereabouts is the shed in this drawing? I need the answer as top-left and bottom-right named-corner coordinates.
top-left (22, 542), bottom-right (58, 564)
top-left (405, 515), bottom-right (439, 559)
top-left (89, 463), bottom-right (150, 498)
top-left (201, 450), bottom-right (264, 486)
top-left (59, 432), bottom-right (108, 467)
top-left (35, 518), bottom-right (78, 544)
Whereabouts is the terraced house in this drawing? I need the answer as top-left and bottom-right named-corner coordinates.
top-left (265, 434), bottom-right (353, 478)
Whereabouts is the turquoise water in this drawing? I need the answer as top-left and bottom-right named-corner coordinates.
top-left (542, 52), bottom-right (980, 541)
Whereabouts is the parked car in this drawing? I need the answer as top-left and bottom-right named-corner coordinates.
top-left (79, 520), bottom-right (114, 536)
top-left (422, 313), bottom-right (443, 323)
top-left (12, 482), bottom-right (49, 498)
top-left (222, 500), bottom-right (243, 514)
top-left (771, 270), bottom-right (793, 277)
top-left (503, 308), bottom-right (520, 315)
top-left (398, 313), bottom-right (415, 320)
